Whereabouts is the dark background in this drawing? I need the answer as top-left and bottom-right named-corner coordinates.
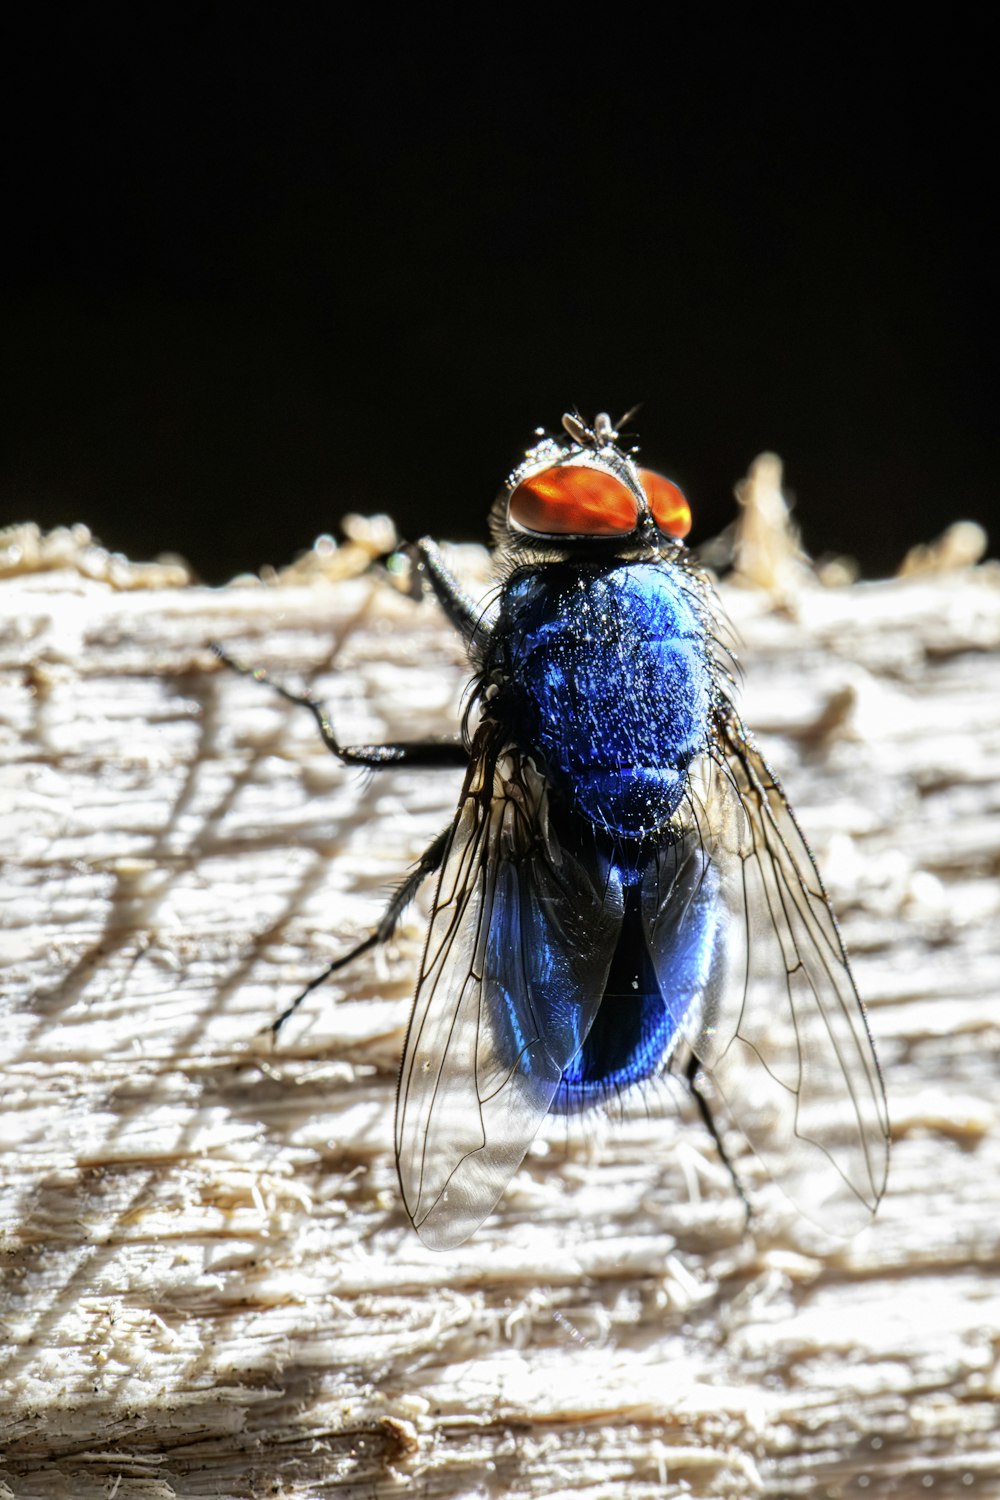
top-left (1, 10), bottom-right (994, 580)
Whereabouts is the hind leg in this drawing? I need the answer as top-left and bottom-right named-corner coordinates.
top-left (266, 824), bottom-right (452, 1037)
top-left (684, 1051), bottom-right (751, 1226)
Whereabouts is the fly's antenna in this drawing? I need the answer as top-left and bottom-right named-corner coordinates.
top-left (561, 411), bottom-right (624, 449)
top-left (561, 411), bottom-right (593, 446)
top-left (615, 402), bottom-right (643, 435)
top-left (593, 412), bottom-right (616, 445)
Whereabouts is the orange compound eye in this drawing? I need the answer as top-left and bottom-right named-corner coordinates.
top-left (639, 468), bottom-right (692, 538)
top-left (508, 464), bottom-right (638, 536)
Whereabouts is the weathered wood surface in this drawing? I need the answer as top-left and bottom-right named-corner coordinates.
top-left (2, 520), bottom-right (1000, 1499)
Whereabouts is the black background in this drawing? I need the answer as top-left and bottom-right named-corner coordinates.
top-left (1, 10), bottom-right (994, 580)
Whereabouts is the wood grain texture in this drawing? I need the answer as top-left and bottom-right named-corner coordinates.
top-left (2, 529), bottom-right (1000, 1499)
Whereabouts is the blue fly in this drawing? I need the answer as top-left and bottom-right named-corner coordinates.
top-left (227, 411), bottom-right (889, 1249)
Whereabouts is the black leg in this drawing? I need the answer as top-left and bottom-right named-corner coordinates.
top-left (266, 823), bottom-right (453, 1037)
top-left (411, 537), bottom-right (495, 653)
top-left (213, 645), bottom-right (469, 769)
top-left (684, 1052), bottom-right (752, 1226)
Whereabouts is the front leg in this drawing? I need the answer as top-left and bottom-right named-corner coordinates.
top-left (411, 537), bottom-right (496, 655)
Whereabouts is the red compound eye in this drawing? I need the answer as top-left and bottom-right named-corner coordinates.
top-left (639, 468), bottom-right (691, 538)
top-left (508, 464), bottom-right (639, 536)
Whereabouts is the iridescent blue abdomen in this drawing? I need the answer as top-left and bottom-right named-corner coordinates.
top-left (493, 560), bottom-right (713, 837)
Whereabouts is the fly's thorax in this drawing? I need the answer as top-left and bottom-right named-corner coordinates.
top-left (485, 557), bottom-right (716, 838)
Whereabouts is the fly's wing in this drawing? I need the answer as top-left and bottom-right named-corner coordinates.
top-left (395, 738), bottom-right (623, 1249)
top-left (646, 709), bottom-right (889, 1234)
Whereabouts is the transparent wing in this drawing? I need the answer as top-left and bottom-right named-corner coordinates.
top-left (395, 736), bottom-right (623, 1249)
top-left (648, 709), bottom-right (889, 1234)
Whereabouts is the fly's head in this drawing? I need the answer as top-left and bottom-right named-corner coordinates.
top-left (489, 410), bottom-right (692, 566)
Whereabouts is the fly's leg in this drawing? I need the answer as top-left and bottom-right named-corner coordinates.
top-left (212, 644), bottom-right (461, 1029)
top-left (213, 589), bottom-right (468, 1029)
top-left (684, 1051), bottom-right (752, 1227)
top-left (212, 645), bottom-right (469, 769)
top-left (267, 824), bottom-right (452, 1037)
top-left (410, 537), bottom-right (495, 654)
